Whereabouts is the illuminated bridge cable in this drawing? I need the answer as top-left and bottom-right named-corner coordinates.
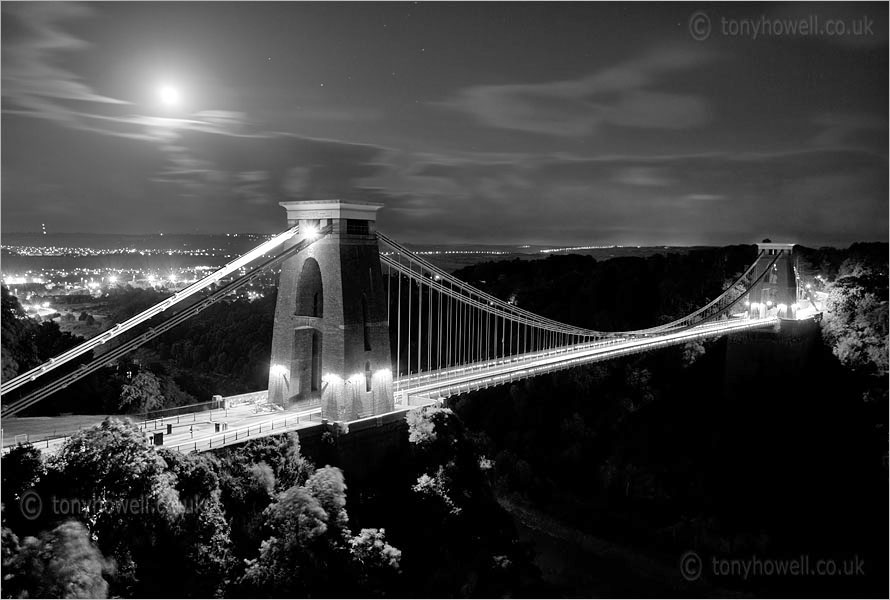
top-left (382, 243), bottom-right (777, 390)
top-left (1, 227), bottom-right (332, 419)
top-left (382, 251), bottom-right (603, 382)
top-left (1, 223), bottom-right (311, 397)
top-left (380, 233), bottom-right (770, 338)
top-left (382, 248), bottom-right (597, 338)
top-left (621, 251), bottom-right (777, 335)
top-left (378, 233), bottom-right (600, 336)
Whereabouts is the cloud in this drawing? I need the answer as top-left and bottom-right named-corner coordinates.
top-left (1, 4), bottom-right (265, 146)
top-left (147, 125), bottom-right (401, 219)
top-left (685, 193), bottom-right (725, 201)
top-left (0, 3), bottom-right (391, 219)
top-left (0, 4), bottom-right (398, 230)
top-left (811, 113), bottom-right (888, 151)
top-left (377, 148), bottom-right (887, 246)
top-left (439, 46), bottom-right (712, 137)
top-left (614, 166), bottom-right (671, 187)
top-left (1, 3), bottom-right (128, 128)
top-left (2, 5), bottom-right (882, 246)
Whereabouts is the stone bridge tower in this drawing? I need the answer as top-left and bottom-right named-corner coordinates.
top-left (268, 200), bottom-right (394, 421)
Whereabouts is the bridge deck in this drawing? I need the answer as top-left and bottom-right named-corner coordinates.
top-left (2, 316), bottom-right (780, 455)
top-left (395, 316), bottom-right (779, 403)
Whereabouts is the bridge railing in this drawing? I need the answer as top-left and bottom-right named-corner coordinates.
top-left (167, 406), bottom-right (323, 453)
top-left (222, 390), bottom-right (269, 407)
top-left (135, 397), bottom-right (226, 422)
top-left (2, 389), bottom-right (274, 454)
top-left (392, 336), bottom-right (629, 392)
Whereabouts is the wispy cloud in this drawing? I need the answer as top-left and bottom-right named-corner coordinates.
top-left (1, 3), bottom-right (397, 215)
top-left (811, 113), bottom-right (888, 151)
top-left (376, 148), bottom-right (887, 245)
top-left (150, 126), bottom-right (400, 213)
top-left (1, 3), bottom-right (128, 128)
top-left (439, 46), bottom-right (713, 136)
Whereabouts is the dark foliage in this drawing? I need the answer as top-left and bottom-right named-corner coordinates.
top-left (452, 245), bottom-right (755, 331)
top-left (447, 247), bottom-right (888, 597)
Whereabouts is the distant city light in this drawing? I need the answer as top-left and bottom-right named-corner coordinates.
top-left (539, 245), bottom-right (617, 254)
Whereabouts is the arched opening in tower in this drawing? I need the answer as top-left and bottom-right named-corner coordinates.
top-left (295, 258), bottom-right (323, 317)
top-left (362, 294), bottom-right (372, 351)
top-left (292, 327), bottom-right (322, 398)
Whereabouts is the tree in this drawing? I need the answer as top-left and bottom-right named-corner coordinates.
top-left (149, 449), bottom-right (232, 597)
top-left (117, 371), bottom-right (164, 413)
top-left (822, 266), bottom-right (889, 377)
top-left (682, 339), bottom-right (707, 366)
top-left (1, 444), bottom-right (46, 532)
top-left (1, 285), bottom-right (39, 380)
top-left (400, 405), bottom-right (536, 597)
top-left (305, 466), bottom-right (350, 543)
top-left (241, 466), bottom-right (400, 597)
top-left (348, 528), bottom-right (402, 597)
top-left (43, 418), bottom-right (183, 595)
top-left (2, 444), bottom-right (45, 502)
top-left (241, 483), bottom-right (331, 596)
top-left (406, 405), bottom-right (441, 444)
top-left (3, 520), bottom-right (113, 599)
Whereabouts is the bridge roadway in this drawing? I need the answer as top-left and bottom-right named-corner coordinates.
top-left (2, 400), bottom-right (324, 455)
top-left (393, 315), bottom-right (779, 403)
top-left (147, 315), bottom-right (782, 452)
top-left (3, 316), bottom-right (779, 455)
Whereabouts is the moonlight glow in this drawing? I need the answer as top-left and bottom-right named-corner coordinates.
top-left (158, 85), bottom-right (180, 107)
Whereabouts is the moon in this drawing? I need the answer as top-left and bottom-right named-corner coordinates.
top-left (159, 85), bottom-right (180, 107)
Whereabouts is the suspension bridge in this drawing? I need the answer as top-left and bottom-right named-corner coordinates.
top-left (1, 200), bottom-right (821, 453)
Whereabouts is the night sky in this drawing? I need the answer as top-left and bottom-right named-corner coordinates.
top-left (2, 2), bottom-right (887, 245)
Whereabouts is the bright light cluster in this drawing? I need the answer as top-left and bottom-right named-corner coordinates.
top-left (322, 369), bottom-right (391, 386)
